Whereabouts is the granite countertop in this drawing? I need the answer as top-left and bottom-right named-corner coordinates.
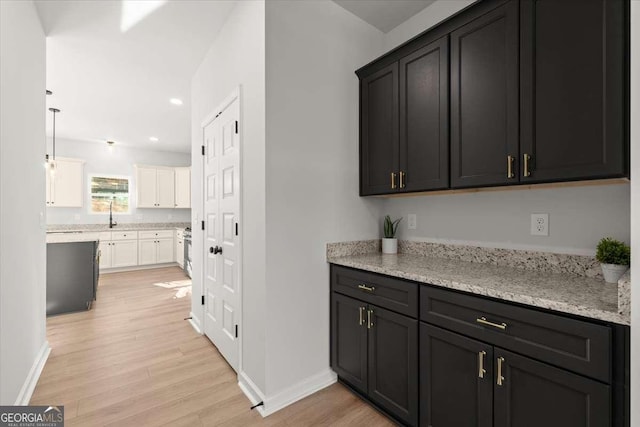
top-left (328, 252), bottom-right (629, 325)
top-left (47, 222), bottom-right (189, 233)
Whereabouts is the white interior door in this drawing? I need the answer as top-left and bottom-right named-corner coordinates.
top-left (202, 95), bottom-right (240, 372)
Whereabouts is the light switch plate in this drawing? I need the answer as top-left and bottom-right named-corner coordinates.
top-left (531, 213), bottom-right (549, 236)
top-left (407, 214), bottom-right (417, 230)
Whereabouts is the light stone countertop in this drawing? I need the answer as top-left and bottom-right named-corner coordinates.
top-left (47, 222), bottom-right (189, 233)
top-left (328, 252), bottom-right (629, 325)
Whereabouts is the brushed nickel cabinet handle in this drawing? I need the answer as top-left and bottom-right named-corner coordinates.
top-left (359, 306), bottom-right (365, 326)
top-left (358, 284), bottom-right (375, 292)
top-left (367, 309), bottom-right (374, 329)
top-left (478, 351), bottom-right (486, 379)
top-left (497, 357), bottom-right (505, 386)
top-left (523, 153), bottom-right (531, 177)
top-left (399, 171), bottom-right (406, 189)
top-left (476, 317), bottom-right (507, 330)
top-left (507, 155), bottom-right (515, 178)
top-left (391, 172), bottom-right (397, 189)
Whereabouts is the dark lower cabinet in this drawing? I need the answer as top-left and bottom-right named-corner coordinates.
top-left (331, 292), bottom-right (368, 394)
top-left (420, 323), bottom-right (493, 427)
top-left (369, 306), bottom-right (418, 426)
top-left (520, 0), bottom-right (627, 182)
top-left (450, 1), bottom-right (519, 188)
top-left (494, 349), bottom-right (611, 427)
top-left (331, 291), bottom-right (418, 426)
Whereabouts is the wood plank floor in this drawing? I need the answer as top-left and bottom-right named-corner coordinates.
top-left (31, 267), bottom-right (393, 426)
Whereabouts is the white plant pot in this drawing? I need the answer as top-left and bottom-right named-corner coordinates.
top-left (600, 263), bottom-right (629, 284)
top-left (382, 238), bottom-right (398, 255)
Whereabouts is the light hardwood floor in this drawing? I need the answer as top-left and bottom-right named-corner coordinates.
top-left (31, 266), bottom-right (393, 426)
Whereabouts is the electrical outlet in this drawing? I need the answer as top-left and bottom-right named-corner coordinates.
top-left (530, 213), bottom-right (549, 236)
top-left (407, 214), bottom-right (417, 230)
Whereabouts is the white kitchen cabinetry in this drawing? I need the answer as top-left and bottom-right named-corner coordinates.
top-left (46, 158), bottom-right (84, 207)
top-left (176, 229), bottom-right (184, 268)
top-left (99, 231), bottom-right (138, 269)
top-left (138, 230), bottom-right (174, 265)
top-left (136, 166), bottom-right (175, 208)
top-left (174, 167), bottom-right (191, 208)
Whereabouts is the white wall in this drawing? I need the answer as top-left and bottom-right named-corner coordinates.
top-left (383, 0), bottom-right (475, 51)
top-left (630, 2), bottom-right (638, 426)
top-left (383, 184), bottom-right (630, 255)
top-left (46, 138), bottom-right (191, 225)
top-left (264, 0), bottom-right (383, 400)
top-left (191, 0), bottom-right (267, 394)
top-left (0, 0), bottom-right (48, 405)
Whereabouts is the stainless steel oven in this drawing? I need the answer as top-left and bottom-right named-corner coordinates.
top-left (183, 227), bottom-right (192, 278)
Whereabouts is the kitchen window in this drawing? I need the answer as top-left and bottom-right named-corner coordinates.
top-left (90, 176), bottom-right (130, 213)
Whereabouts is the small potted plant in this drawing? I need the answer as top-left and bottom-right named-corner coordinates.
top-left (382, 215), bottom-right (402, 254)
top-left (596, 237), bottom-right (630, 283)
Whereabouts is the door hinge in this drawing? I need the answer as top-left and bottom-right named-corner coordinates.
top-left (235, 325), bottom-right (238, 338)
top-left (201, 220), bottom-right (205, 231)
top-left (235, 223), bottom-right (238, 236)
top-left (201, 145), bottom-right (205, 156)
top-left (201, 295), bottom-right (205, 305)
top-left (235, 121), bottom-right (238, 134)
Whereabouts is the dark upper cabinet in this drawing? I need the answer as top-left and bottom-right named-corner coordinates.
top-left (331, 293), bottom-right (368, 394)
top-left (399, 37), bottom-right (450, 192)
top-left (368, 305), bottom-right (418, 426)
top-left (450, 1), bottom-right (519, 188)
top-left (360, 63), bottom-right (399, 195)
top-left (494, 349), bottom-right (611, 427)
top-left (520, 0), bottom-right (627, 182)
top-left (420, 323), bottom-right (493, 427)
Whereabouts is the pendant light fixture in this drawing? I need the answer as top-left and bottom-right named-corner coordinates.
top-left (47, 107), bottom-right (61, 175)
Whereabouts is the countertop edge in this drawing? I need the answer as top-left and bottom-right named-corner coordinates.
top-left (328, 257), bottom-right (630, 326)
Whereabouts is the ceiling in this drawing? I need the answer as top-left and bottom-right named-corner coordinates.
top-left (333, 0), bottom-right (435, 33)
top-left (35, 0), bottom-right (236, 153)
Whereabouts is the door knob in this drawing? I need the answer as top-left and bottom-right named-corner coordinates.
top-left (213, 246), bottom-right (223, 255)
top-left (209, 247), bottom-right (214, 253)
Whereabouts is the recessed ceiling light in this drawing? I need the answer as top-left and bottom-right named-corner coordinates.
top-left (170, 98), bottom-right (183, 106)
top-left (149, 137), bottom-right (159, 142)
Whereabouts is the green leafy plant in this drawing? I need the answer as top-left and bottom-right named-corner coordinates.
top-left (596, 237), bottom-right (630, 266)
top-left (383, 215), bottom-right (402, 239)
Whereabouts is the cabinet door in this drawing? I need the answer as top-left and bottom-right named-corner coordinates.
top-left (174, 167), bottom-right (191, 208)
top-left (450, 1), bottom-right (519, 188)
top-left (368, 305), bottom-right (418, 426)
top-left (360, 63), bottom-right (399, 195)
top-left (138, 239), bottom-right (157, 265)
top-left (399, 37), bottom-right (449, 192)
top-left (52, 159), bottom-right (83, 207)
top-left (111, 240), bottom-right (138, 267)
top-left (137, 167), bottom-right (157, 208)
top-left (99, 241), bottom-right (112, 269)
top-left (494, 349), bottom-right (610, 427)
top-left (176, 239), bottom-right (184, 267)
top-left (156, 168), bottom-right (175, 208)
top-left (520, 0), bottom-right (626, 182)
top-left (156, 238), bottom-right (174, 264)
top-left (420, 323), bottom-right (493, 427)
top-left (45, 171), bottom-right (52, 205)
top-left (331, 293), bottom-right (368, 395)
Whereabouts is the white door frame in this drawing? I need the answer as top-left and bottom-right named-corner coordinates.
top-left (200, 86), bottom-right (243, 374)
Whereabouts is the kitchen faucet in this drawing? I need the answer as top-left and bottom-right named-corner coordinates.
top-left (109, 200), bottom-right (117, 228)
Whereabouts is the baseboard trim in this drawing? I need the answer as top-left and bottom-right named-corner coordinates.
top-left (188, 312), bottom-right (203, 335)
top-left (14, 341), bottom-right (51, 405)
top-left (101, 263), bottom-right (180, 274)
top-left (238, 371), bottom-right (266, 417)
top-left (262, 369), bottom-right (337, 417)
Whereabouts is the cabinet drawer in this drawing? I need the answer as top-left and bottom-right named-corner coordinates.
top-left (331, 265), bottom-right (418, 317)
top-left (139, 230), bottom-right (173, 239)
top-left (98, 231), bottom-right (112, 241)
top-left (420, 286), bottom-right (611, 382)
top-left (111, 231), bottom-right (138, 241)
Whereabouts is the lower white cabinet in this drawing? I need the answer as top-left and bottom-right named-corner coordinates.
top-left (138, 230), bottom-right (175, 265)
top-left (176, 229), bottom-right (184, 268)
top-left (100, 239), bottom-right (138, 269)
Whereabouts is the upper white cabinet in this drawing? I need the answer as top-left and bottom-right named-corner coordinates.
top-left (46, 157), bottom-right (84, 207)
top-left (174, 167), bottom-right (191, 208)
top-left (136, 165), bottom-right (175, 208)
